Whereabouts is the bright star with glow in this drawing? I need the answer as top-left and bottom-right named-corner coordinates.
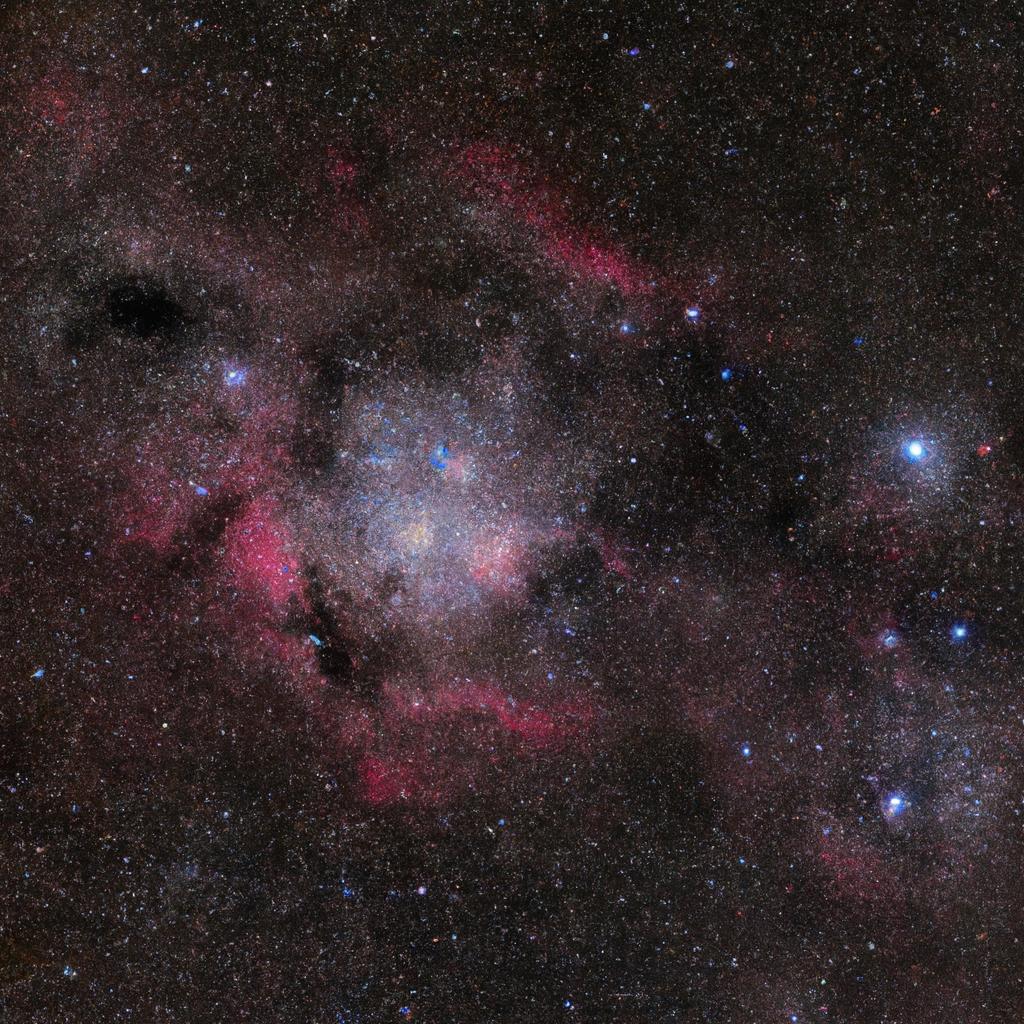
top-left (902, 439), bottom-right (926, 462)
top-left (884, 793), bottom-right (908, 818)
top-left (685, 307), bottom-right (700, 321)
top-left (950, 622), bottom-right (969, 643)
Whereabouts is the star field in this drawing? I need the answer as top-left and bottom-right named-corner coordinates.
top-left (2, 3), bottom-right (1024, 1022)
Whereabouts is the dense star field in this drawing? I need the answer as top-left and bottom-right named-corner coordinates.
top-left (3, 2), bottom-right (1024, 1021)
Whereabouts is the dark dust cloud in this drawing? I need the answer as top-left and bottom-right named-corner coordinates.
top-left (1, 3), bottom-right (1022, 1021)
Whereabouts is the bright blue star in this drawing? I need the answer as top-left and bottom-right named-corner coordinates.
top-left (720, 368), bottom-right (733, 381)
top-left (880, 629), bottom-right (899, 649)
top-left (902, 439), bottom-right (927, 462)
top-left (950, 622), bottom-right (969, 643)
top-left (741, 743), bottom-right (752, 758)
top-left (853, 335), bottom-right (865, 347)
top-left (619, 321), bottom-right (635, 335)
top-left (884, 793), bottom-right (908, 817)
top-left (685, 307), bottom-right (700, 321)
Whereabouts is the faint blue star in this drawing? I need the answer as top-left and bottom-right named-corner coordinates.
top-left (223, 364), bottom-right (248, 387)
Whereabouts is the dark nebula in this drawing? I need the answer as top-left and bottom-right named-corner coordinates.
top-left (2, 3), bottom-right (1022, 1021)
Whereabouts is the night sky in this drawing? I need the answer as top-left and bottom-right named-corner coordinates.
top-left (2, 3), bottom-right (1023, 1021)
